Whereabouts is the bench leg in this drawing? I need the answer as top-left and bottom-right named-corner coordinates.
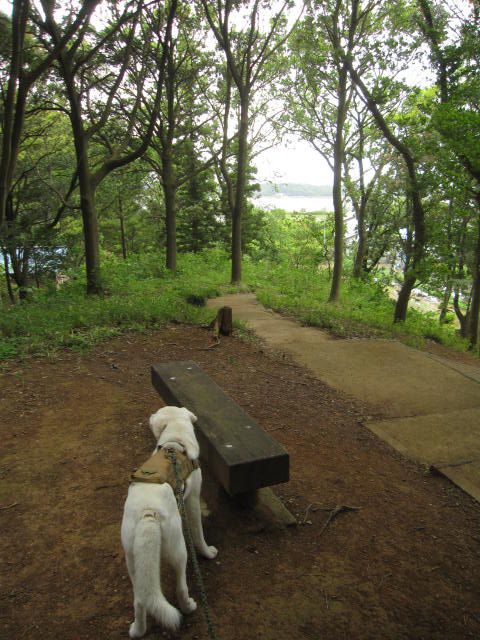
top-left (236, 488), bottom-right (297, 528)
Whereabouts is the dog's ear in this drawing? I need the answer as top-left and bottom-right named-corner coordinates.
top-left (183, 408), bottom-right (197, 424)
top-left (149, 407), bottom-right (171, 439)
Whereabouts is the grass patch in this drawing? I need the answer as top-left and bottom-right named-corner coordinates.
top-left (1, 250), bottom-right (475, 362)
top-left (0, 250), bottom-right (232, 361)
top-left (243, 260), bottom-right (471, 353)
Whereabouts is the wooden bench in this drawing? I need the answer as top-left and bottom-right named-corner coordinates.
top-left (151, 360), bottom-right (289, 495)
top-left (151, 361), bottom-right (295, 525)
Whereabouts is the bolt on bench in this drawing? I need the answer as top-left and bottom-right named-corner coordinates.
top-left (151, 361), bottom-right (296, 526)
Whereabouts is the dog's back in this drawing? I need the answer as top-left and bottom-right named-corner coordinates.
top-left (121, 484), bottom-right (183, 636)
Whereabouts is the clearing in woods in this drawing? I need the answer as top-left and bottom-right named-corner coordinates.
top-left (0, 324), bottom-right (479, 639)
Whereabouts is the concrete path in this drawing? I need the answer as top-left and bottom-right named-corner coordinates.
top-left (208, 293), bottom-right (480, 501)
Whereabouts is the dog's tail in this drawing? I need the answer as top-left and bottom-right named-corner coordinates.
top-left (133, 514), bottom-right (182, 632)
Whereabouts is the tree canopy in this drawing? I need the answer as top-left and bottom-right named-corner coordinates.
top-left (1, 0), bottom-right (479, 346)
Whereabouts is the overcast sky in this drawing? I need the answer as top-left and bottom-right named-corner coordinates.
top-left (254, 140), bottom-right (332, 186)
top-left (4, 0), bottom-right (469, 189)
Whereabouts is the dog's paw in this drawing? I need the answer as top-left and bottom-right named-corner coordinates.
top-left (162, 605), bottom-right (182, 632)
top-left (200, 497), bottom-right (211, 519)
top-left (203, 545), bottom-right (218, 559)
top-left (129, 622), bottom-right (145, 638)
top-left (181, 597), bottom-right (197, 614)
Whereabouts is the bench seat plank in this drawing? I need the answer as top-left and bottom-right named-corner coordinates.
top-left (151, 361), bottom-right (289, 496)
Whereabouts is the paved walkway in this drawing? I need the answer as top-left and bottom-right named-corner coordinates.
top-left (208, 294), bottom-right (480, 502)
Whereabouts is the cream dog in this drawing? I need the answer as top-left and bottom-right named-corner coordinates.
top-left (121, 406), bottom-right (218, 638)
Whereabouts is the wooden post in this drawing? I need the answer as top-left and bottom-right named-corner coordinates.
top-left (210, 306), bottom-right (233, 337)
top-left (218, 306), bottom-right (233, 335)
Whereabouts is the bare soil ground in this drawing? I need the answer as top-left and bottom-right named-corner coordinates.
top-left (1, 325), bottom-right (479, 640)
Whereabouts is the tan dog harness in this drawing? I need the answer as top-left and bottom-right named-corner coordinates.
top-left (130, 447), bottom-right (199, 489)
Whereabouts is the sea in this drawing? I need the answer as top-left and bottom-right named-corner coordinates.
top-left (254, 194), bottom-right (334, 213)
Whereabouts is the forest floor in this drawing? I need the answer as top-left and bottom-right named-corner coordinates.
top-left (1, 323), bottom-right (480, 640)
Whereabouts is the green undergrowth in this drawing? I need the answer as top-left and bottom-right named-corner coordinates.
top-left (243, 260), bottom-right (472, 353)
top-left (0, 250), bottom-right (234, 362)
top-left (1, 250), bottom-right (475, 364)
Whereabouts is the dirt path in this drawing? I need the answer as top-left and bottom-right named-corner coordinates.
top-left (208, 294), bottom-right (480, 502)
top-left (1, 325), bottom-right (479, 639)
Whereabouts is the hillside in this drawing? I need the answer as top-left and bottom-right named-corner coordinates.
top-left (258, 182), bottom-right (332, 198)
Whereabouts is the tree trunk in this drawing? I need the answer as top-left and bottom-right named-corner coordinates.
top-left (186, 137), bottom-right (201, 253)
top-left (352, 130), bottom-right (368, 279)
top-left (118, 196), bottom-right (127, 260)
top-left (2, 249), bottom-right (15, 303)
top-left (10, 247), bottom-right (30, 300)
top-left (80, 179), bottom-right (102, 295)
top-left (353, 212), bottom-right (366, 279)
top-left (453, 285), bottom-right (470, 338)
top-left (161, 31), bottom-right (178, 273)
top-left (162, 149), bottom-right (177, 272)
top-left (73, 129), bottom-right (102, 295)
top-left (439, 280), bottom-right (452, 324)
top-left (0, 1), bottom-right (28, 230)
top-left (60, 49), bottom-right (103, 295)
top-left (119, 215), bottom-right (127, 259)
top-left (393, 173), bottom-right (425, 322)
top-left (467, 208), bottom-right (480, 347)
top-left (347, 61), bottom-right (426, 322)
top-left (328, 64), bottom-right (348, 302)
top-left (231, 94), bottom-right (249, 284)
top-left (452, 241), bottom-right (469, 337)
top-left (33, 252), bottom-right (40, 288)
top-left (394, 273), bottom-right (416, 323)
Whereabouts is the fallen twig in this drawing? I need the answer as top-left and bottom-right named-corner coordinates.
top-left (0, 501), bottom-right (19, 511)
top-left (301, 503), bottom-right (337, 524)
top-left (318, 504), bottom-right (361, 537)
top-left (94, 484), bottom-right (121, 491)
top-left (302, 503), bottom-right (322, 524)
top-left (200, 338), bottom-right (221, 351)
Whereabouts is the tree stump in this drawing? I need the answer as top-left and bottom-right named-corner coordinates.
top-left (210, 306), bottom-right (233, 337)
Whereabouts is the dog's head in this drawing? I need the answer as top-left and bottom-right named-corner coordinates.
top-left (149, 406), bottom-right (199, 459)
top-left (149, 406), bottom-right (197, 439)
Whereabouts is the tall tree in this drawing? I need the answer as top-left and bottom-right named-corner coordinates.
top-left (335, 0), bottom-right (429, 322)
top-left (347, 66), bottom-right (427, 322)
top-left (417, 0), bottom-right (480, 346)
top-left (39, 0), bottom-right (177, 293)
top-left (343, 98), bottom-right (390, 278)
top-left (285, 0), bottom-right (387, 301)
top-left (200, 0), bottom-right (298, 283)
top-left (320, 0), bottom-right (355, 302)
top-left (145, 5), bottom-right (219, 271)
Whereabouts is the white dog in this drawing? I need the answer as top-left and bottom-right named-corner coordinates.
top-left (121, 406), bottom-right (218, 638)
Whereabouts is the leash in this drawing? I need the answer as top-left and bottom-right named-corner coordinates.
top-left (166, 449), bottom-right (219, 640)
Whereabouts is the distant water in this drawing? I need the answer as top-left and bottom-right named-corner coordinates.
top-left (254, 194), bottom-right (334, 213)
top-left (253, 194), bottom-right (361, 238)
